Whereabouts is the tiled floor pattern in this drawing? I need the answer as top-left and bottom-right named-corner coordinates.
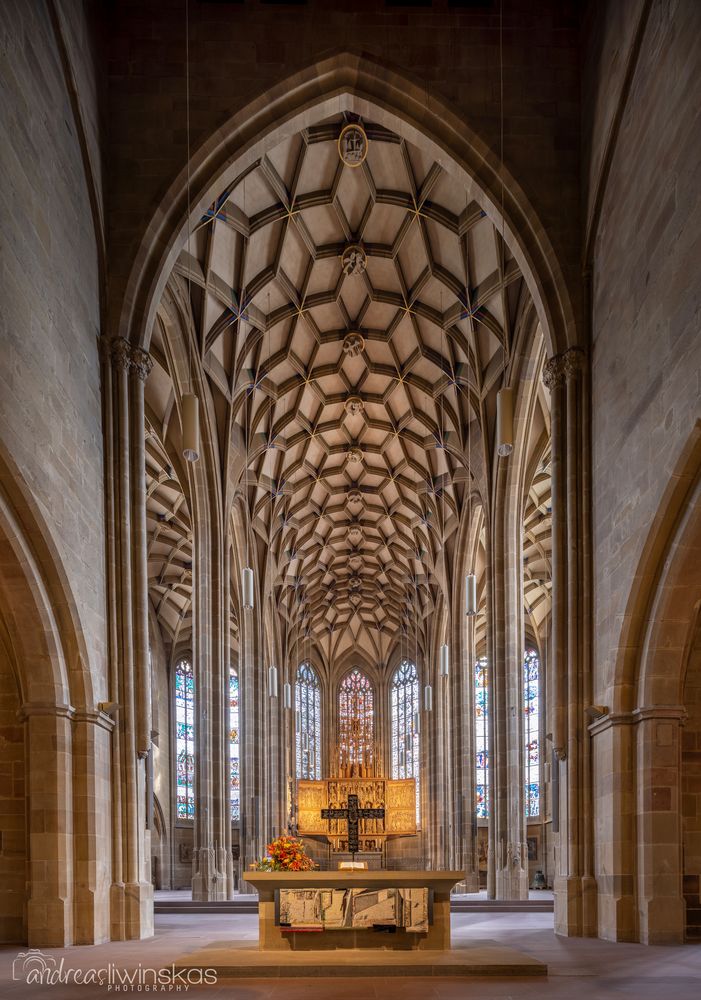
top-left (0, 911), bottom-right (699, 1000)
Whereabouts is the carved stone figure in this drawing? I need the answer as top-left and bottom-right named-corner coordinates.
top-left (342, 332), bottom-right (365, 358)
top-left (344, 395), bottom-right (364, 416)
top-left (338, 123), bottom-right (368, 167)
top-left (341, 244), bottom-right (367, 276)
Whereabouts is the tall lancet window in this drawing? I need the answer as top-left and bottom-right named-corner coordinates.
top-left (524, 648), bottom-right (540, 817)
top-left (390, 660), bottom-right (420, 823)
top-left (338, 668), bottom-right (374, 769)
top-left (295, 662), bottom-right (321, 780)
top-left (175, 657), bottom-right (195, 819)
top-left (229, 670), bottom-right (240, 821)
top-left (474, 656), bottom-right (489, 818)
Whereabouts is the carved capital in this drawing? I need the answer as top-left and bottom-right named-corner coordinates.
top-left (110, 337), bottom-right (132, 372)
top-left (130, 347), bottom-right (154, 382)
top-left (543, 347), bottom-right (586, 392)
top-left (543, 347), bottom-right (586, 390)
top-left (561, 346), bottom-right (586, 380)
top-left (109, 338), bottom-right (153, 381)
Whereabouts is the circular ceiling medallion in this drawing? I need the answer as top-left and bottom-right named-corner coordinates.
top-left (344, 395), bottom-right (364, 416)
top-left (349, 574), bottom-right (362, 590)
top-left (342, 332), bottom-right (365, 358)
top-left (346, 447), bottom-right (363, 465)
top-left (347, 524), bottom-right (363, 546)
top-left (338, 123), bottom-right (368, 167)
top-left (341, 244), bottom-right (367, 276)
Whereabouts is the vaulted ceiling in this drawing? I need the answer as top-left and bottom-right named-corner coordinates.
top-left (159, 112), bottom-right (538, 661)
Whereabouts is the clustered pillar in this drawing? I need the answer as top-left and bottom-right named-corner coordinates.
top-left (104, 338), bottom-right (155, 939)
top-left (543, 347), bottom-right (596, 935)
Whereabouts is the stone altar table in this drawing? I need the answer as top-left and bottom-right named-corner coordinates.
top-left (243, 870), bottom-right (464, 951)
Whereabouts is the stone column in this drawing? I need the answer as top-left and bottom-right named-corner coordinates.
top-left (422, 641), bottom-right (440, 869)
top-left (191, 513), bottom-right (228, 900)
top-left (105, 338), bottom-right (154, 939)
top-left (487, 462), bottom-right (529, 900)
top-left (453, 606), bottom-right (479, 890)
top-left (543, 347), bottom-right (596, 935)
top-left (239, 584), bottom-right (266, 887)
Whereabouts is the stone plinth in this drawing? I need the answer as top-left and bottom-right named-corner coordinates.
top-left (243, 870), bottom-right (464, 951)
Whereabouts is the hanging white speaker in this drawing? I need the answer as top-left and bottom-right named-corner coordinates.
top-left (496, 386), bottom-right (513, 457)
top-left (440, 643), bottom-right (450, 677)
top-left (283, 682), bottom-right (292, 710)
top-left (465, 573), bottom-right (477, 616)
top-left (242, 566), bottom-right (254, 609)
top-left (268, 665), bottom-right (278, 698)
top-left (413, 711), bottom-right (421, 735)
top-left (424, 684), bottom-right (433, 712)
top-left (182, 393), bottom-right (200, 463)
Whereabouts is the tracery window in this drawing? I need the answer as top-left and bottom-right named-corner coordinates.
top-left (295, 662), bottom-right (321, 780)
top-left (338, 668), bottom-right (374, 769)
top-left (390, 660), bottom-right (420, 823)
top-left (229, 670), bottom-right (240, 821)
top-left (175, 657), bottom-right (195, 819)
top-left (524, 648), bottom-right (540, 817)
top-left (474, 656), bottom-right (489, 818)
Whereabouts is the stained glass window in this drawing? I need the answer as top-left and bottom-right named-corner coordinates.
top-left (524, 648), bottom-right (540, 817)
top-left (391, 660), bottom-right (420, 823)
top-left (295, 662), bottom-right (321, 780)
top-left (475, 656), bottom-right (488, 818)
top-left (230, 670), bottom-right (240, 821)
top-left (338, 668), bottom-right (374, 770)
top-left (175, 658), bottom-right (195, 819)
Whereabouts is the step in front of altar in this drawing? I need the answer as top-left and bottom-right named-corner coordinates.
top-left (171, 943), bottom-right (547, 977)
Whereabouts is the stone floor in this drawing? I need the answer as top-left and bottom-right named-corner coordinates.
top-left (1, 910), bottom-right (699, 999)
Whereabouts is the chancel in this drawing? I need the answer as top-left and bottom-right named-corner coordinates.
top-left (1, 0), bottom-right (700, 997)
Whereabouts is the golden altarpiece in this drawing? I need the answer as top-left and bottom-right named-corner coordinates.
top-left (297, 738), bottom-right (417, 855)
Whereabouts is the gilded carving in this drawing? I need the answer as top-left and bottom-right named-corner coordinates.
top-left (297, 777), bottom-right (417, 845)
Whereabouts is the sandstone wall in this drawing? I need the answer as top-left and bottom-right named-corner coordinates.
top-left (585, 0), bottom-right (701, 941)
top-left (0, 0), bottom-right (107, 698)
top-left (587, 0), bottom-right (701, 708)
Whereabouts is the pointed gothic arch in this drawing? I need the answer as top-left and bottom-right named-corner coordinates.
top-left (118, 51), bottom-right (577, 367)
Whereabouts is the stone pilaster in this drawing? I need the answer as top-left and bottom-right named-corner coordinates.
top-left (72, 709), bottom-right (114, 944)
top-left (21, 704), bottom-right (74, 947)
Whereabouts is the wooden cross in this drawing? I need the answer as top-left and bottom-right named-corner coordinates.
top-left (321, 793), bottom-right (385, 859)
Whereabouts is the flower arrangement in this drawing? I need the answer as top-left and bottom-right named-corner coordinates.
top-left (250, 835), bottom-right (317, 872)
